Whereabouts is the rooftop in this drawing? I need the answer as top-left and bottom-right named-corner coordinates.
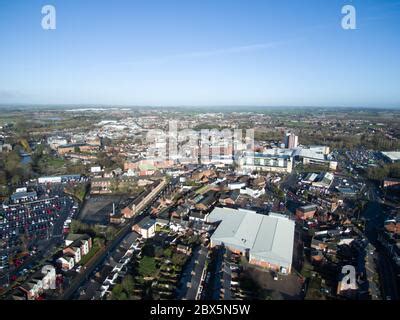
top-left (381, 151), bottom-right (400, 161)
top-left (135, 216), bottom-right (156, 230)
top-left (207, 207), bottom-right (295, 268)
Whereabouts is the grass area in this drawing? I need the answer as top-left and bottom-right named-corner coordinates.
top-left (46, 157), bottom-right (65, 167)
top-left (36, 154), bottom-right (66, 174)
top-left (138, 256), bottom-right (158, 277)
top-left (79, 243), bottom-right (101, 266)
top-left (195, 185), bottom-right (210, 195)
top-left (64, 183), bottom-right (88, 202)
top-left (155, 225), bottom-right (170, 233)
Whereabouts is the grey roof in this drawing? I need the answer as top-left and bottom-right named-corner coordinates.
top-left (381, 151), bottom-right (400, 161)
top-left (136, 216), bottom-right (155, 229)
top-left (299, 204), bottom-right (318, 212)
top-left (208, 207), bottom-right (295, 268)
top-left (293, 148), bottom-right (325, 161)
top-left (11, 191), bottom-right (37, 201)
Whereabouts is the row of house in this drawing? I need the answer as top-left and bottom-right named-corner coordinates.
top-left (57, 234), bottom-right (93, 271)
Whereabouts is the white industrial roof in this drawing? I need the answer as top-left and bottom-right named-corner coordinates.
top-left (208, 207), bottom-right (295, 268)
top-left (296, 148), bottom-right (325, 161)
top-left (382, 151), bottom-right (400, 161)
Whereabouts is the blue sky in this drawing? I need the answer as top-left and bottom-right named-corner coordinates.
top-left (0, 0), bottom-right (399, 107)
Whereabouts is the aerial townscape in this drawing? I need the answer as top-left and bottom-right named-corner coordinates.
top-left (0, 106), bottom-right (399, 301)
top-left (1, 0), bottom-right (400, 312)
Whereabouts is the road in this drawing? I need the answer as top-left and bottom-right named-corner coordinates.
top-left (60, 220), bottom-right (134, 300)
top-left (203, 247), bottom-right (224, 300)
top-left (60, 178), bottom-right (175, 300)
top-left (361, 183), bottom-right (399, 300)
top-left (376, 251), bottom-right (399, 300)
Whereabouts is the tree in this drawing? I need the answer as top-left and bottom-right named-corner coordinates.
top-left (70, 220), bottom-right (89, 234)
top-left (105, 226), bottom-right (117, 241)
top-left (154, 247), bottom-right (164, 258)
top-left (97, 151), bottom-right (116, 169)
top-left (11, 174), bottom-right (22, 186)
top-left (0, 171), bottom-right (7, 186)
top-left (121, 275), bottom-right (135, 293)
top-left (163, 248), bottom-right (172, 258)
top-left (14, 120), bottom-right (30, 139)
top-left (93, 237), bottom-right (105, 248)
top-left (4, 150), bottom-right (21, 174)
top-left (142, 243), bottom-right (155, 257)
top-left (171, 253), bottom-right (187, 267)
top-left (111, 284), bottom-right (128, 300)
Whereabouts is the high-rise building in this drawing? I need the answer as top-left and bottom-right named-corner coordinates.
top-left (284, 132), bottom-right (298, 149)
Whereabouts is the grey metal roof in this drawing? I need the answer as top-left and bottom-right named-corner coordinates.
top-left (10, 191), bottom-right (37, 201)
top-left (208, 207), bottom-right (295, 268)
top-left (381, 151), bottom-right (400, 161)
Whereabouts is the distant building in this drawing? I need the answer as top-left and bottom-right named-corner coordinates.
top-left (240, 187), bottom-right (265, 198)
top-left (302, 172), bottom-right (334, 189)
top-left (381, 151), bottom-right (400, 163)
top-left (284, 132), bottom-right (298, 149)
top-left (38, 176), bottom-right (62, 184)
top-left (194, 190), bottom-right (219, 212)
top-left (38, 175), bottom-right (81, 184)
top-left (10, 190), bottom-right (37, 203)
top-left (383, 178), bottom-right (400, 188)
top-left (219, 190), bottom-right (240, 206)
top-left (296, 204), bottom-right (318, 220)
top-left (120, 180), bottom-right (166, 217)
top-left (239, 151), bottom-right (293, 174)
top-left (47, 136), bottom-right (68, 150)
top-left (57, 143), bottom-right (98, 155)
top-left (90, 166), bottom-right (103, 174)
top-left (0, 143), bottom-right (12, 153)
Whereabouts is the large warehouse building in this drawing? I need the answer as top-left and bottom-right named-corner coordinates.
top-left (381, 151), bottom-right (400, 163)
top-left (207, 207), bottom-right (295, 274)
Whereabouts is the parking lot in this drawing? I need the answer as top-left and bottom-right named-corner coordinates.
top-left (1, 198), bottom-right (66, 250)
top-left (79, 195), bottom-right (129, 224)
top-left (0, 185), bottom-right (78, 284)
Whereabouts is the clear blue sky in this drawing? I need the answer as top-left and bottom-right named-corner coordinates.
top-left (0, 0), bottom-right (399, 107)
